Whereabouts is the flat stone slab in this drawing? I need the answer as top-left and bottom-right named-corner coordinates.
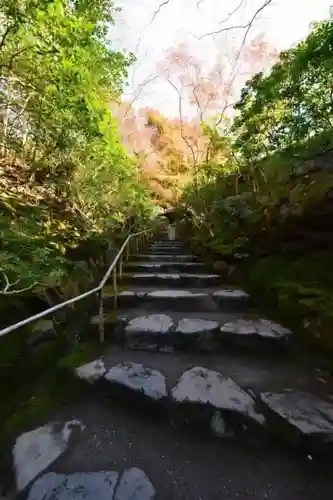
top-left (176, 318), bottom-right (219, 335)
top-left (220, 319), bottom-right (291, 339)
top-left (171, 367), bottom-right (265, 432)
top-left (75, 359), bottom-right (106, 384)
top-left (125, 314), bottom-right (174, 334)
top-left (131, 254), bottom-right (198, 261)
top-left (126, 262), bottom-right (204, 269)
top-left (126, 263), bottom-right (166, 269)
top-left (14, 420), bottom-right (84, 492)
top-left (115, 467), bottom-right (156, 500)
top-left (260, 392), bottom-right (333, 452)
top-left (147, 290), bottom-right (206, 298)
top-left (213, 289), bottom-right (249, 300)
top-left (32, 319), bottom-right (54, 334)
top-left (119, 291), bottom-right (136, 297)
top-left (105, 361), bottom-right (167, 401)
top-left (126, 273), bottom-right (221, 287)
top-left (117, 291), bottom-right (148, 298)
top-left (27, 471), bottom-right (118, 500)
top-left (27, 468), bottom-right (155, 500)
top-left (132, 273), bottom-right (181, 279)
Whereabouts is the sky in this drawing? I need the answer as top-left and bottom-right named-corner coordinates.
top-left (111, 0), bottom-right (332, 117)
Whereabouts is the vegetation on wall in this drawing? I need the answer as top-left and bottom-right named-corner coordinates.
top-left (0, 0), bottom-right (159, 444)
top-left (179, 19), bottom-right (333, 352)
top-left (0, 0), bottom-right (156, 311)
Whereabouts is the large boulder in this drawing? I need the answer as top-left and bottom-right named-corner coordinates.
top-left (218, 319), bottom-right (292, 351)
top-left (259, 391), bottom-right (333, 453)
top-left (13, 420), bottom-right (84, 492)
top-left (105, 361), bottom-right (168, 405)
top-left (27, 468), bottom-right (156, 500)
top-left (125, 314), bottom-right (174, 351)
top-left (75, 359), bottom-right (106, 384)
top-left (171, 367), bottom-right (265, 439)
top-left (174, 318), bottom-right (220, 351)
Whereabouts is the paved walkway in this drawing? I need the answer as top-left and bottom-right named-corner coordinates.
top-left (7, 235), bottom-right (333, 499)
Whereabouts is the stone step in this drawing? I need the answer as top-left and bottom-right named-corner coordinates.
top-left (146, 248), bottom-right (190, 255)
top-left (148, 246), bottom-right (184, 250)
top-left (125, 261), bottom-right (206, 273)
top-left (130, 254), bottom-right (198, 262)
top-left (122, 272), bottom-right (222, 287)
top-left (74, 358), bottom-right (265, 445)
top-left (103, 285), bottom-right (251, 312)
top-left (148, 239), bottom-right (186, 246)
top-left (148, 241), bottom-right (184, 246)
top-left (91, 309), bottom-right (291, 353)
top-left (73, 348), bottom-right (333, 454)
top-left (12, 393), bottom-right (333, 500)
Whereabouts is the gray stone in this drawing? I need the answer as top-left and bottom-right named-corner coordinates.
top-left (32, 320), bottom-right (54, 334)
top-left (147, 290), bottom-right (206, 298)
top-left (105, 362), bottom-right (167, 401)
top-left (176, 318), bottom-right (219, 335)
top-left (115, 467), bottom-right (156, 500)
top-left (28, 320), bottom-right (56, 347)
top-left (213, 289), bottom-right (249, 300)
top-left (127, 263), bottom-right (162, 268)
top-left (220, 319), bottom-right (291, 339)
top-left (119, 291), bottom-right (136, 297)
top-left (181, 274), bottom-right (220, 279)
top-left (132, 273), bottom-right (181, 279)
top-left (14, 420), bottom-right (84, 492)
top-left (27, 471), bottom-right (118, 500)
top-left (125, 314), bottom-right (173, 334)
top-left (172, 367), bottom-right (265, 427)
top-left (211, 411), bottom-right (228, 437)
top-left (260, 391), bottom-right (333, 452)
top-left (139, 254), bottom-right (193, 260)
top-left (75, 359), bottom-right (106, 383)
top-left (156, 273), bottom-right (181, 279)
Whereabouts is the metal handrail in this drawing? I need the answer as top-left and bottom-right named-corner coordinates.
top-left (0, 228), bottom-right (154, 342)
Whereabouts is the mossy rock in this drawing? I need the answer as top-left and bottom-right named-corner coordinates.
top-left (1, 341), bottom-right (105, 450)
top-left (57, 341), bottom-right (104, 372)
top-left (2, 390), bottom-right (59, 444)
top-left (210, 242), bottom-right (235, 256)
top-left (213, 260), bottom-right (231, 274)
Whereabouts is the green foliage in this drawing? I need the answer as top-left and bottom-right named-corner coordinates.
top-left (180, 19), bottom-right (333, 352)
top-left (232, 20), bottom-right (333, 161)
top-left (0, 0), bottom-right (155, 300)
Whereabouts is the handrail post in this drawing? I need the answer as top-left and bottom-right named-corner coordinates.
top-left (119, 254), bottom-right (123, 278)
top-left (98, 289), bottom-right (104, 343)
top-left (113, 268), bottom-right (117, 308)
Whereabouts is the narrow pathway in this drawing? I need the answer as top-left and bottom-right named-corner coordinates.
top-left (9, 234), bottom-right (333, 499)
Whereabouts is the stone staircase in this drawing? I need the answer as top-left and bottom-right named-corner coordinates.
top-left (9, 233), bottom-right (333, 500)
top-left (82, 234), bottom-right (333, 451)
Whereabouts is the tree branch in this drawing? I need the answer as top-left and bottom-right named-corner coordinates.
top-left (127, 72), bottom-right (160, 111)
top-left (214, 2), bottom-right (272, 128)
top-left (218, 0), bottom-right (247, 27)
top-left (0, 271), bottom-right (38, 295)
top-left (150, 0), bottom-right (172, 24)
top-left (198, 0), bottom-right (273, 40)
top-left (167, 78), bottom-right (199, 193)
top-left (0, 22), bottom-right (16, 51)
